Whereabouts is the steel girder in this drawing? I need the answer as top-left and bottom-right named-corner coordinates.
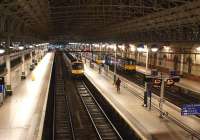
top-left (0, 0), bottom-right (50, 42)
top-left (0, 0), bottom-right (197, 42)
top-left (48, 0), bottom-right (193, 41)
top-left (96, 0), bottom-right (200, 42)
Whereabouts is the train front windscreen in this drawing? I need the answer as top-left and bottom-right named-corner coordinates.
top-left (72, 63), bottom-right (84, 70)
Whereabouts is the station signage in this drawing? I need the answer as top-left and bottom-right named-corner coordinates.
top-left (165, 79), bottom-right (175, 87)
top-left (181, 104), bottom-right (200, 116)
top-left (153, 78), bottom-right (162, 87)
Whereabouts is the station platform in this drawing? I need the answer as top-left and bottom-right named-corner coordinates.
top-left (0, 53), bottom-right (54, 140)
top-left (136, 65), bottom-right (200, 94)
top-left (84, 62), bottom-right (200, 140)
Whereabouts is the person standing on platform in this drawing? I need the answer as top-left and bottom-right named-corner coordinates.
top-left (115, 78), bottom-right (121, 93)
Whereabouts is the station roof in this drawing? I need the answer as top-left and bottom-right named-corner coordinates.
top-left (0, 0), bottom-right (199, 43)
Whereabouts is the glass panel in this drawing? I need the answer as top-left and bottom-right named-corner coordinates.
top-left (72, 63), bottom-right (84, 70)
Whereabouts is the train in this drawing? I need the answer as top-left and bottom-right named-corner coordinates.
top-left (85, 52), bottom-right (136, 72)
top-left (92, 54), bottom-right (105, 65)
top-left (105, 55), bottom-right (136, 72)
top-left (84, 53), bottom-right (105, 65)
top-left (63, 52), bottom-right (84, 76)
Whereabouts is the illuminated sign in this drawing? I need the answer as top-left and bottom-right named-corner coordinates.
top-left (153, 78), bottom-right (162, 87)
top-left (181, 104), bottom-right (200, 115)
top-left (166, 79), bottom-right (175, 87)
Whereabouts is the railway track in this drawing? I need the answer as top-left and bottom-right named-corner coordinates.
top-left (75, 80), bottom-right (122, 140)
top-left (54, 53), bottom-right (75, 140)
top-left (53, 52), bottom-right (122, 140)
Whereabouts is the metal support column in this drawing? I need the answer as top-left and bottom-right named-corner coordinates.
top-left (145, 48), bottom-right (149, 72)
top-left (144, 47), bottom-right (149, 107)
top-left (30, 51), bottom-right (34, 71)
top-left (21, 54), bottom-right (26, 79)
top-left (180, 54), bottom-right (184, 76)
top-left (6, 55), bottom-right (12, 96)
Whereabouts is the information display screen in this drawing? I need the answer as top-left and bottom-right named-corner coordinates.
top-left (181, 104), bottom-right (200, 116)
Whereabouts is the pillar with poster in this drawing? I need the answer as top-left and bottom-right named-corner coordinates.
top-left (0, 77), bottom-right (5, 105)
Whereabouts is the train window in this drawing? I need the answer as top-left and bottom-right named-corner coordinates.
top-left (72, 63), bottom-right (84, 70)
top-left (125, 59), bottom-right (135, 65)
top-left (129, 60), bottom-right (133, 65)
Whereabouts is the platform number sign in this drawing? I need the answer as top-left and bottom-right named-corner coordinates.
top-left (166, 79), bottom-right (175, 87)
top-left (153, 78), bottom-right (162, 87)
top-left (181, 104), bottom-right (200, 116)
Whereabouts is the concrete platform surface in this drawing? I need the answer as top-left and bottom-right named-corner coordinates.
top-left (85, 62), bottom-right (200, 140)
top-left (0, 53), bottom-right (54, 140)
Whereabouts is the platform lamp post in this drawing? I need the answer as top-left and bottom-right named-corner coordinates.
top-left (114, 44), bottom-right (117, 84)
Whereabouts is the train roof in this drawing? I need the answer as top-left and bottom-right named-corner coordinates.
top-left (65, 52), bottom-right (77, 62)
top-left (72, 60), bottom-right (83, 64)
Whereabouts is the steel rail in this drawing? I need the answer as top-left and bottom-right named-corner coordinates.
top-left (75, 80), bottom-right (123, 140)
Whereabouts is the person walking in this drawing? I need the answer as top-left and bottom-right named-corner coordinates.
top-left (115, 78), bottom-right (121, 93)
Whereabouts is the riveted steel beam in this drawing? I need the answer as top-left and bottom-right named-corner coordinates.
top-left (96, 0), bottom-right (200, 42)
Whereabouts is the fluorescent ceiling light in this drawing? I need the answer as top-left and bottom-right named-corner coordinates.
top-left (151, 48), bottom-right (158, 52)
top-left (137, 47), bottom-right (144, 52)
top-left (19, 46), bottom-right (24, 50)
top-left (0, 49), bottom-right (5, 54)
top-left (196, 47), bottom-right (200, 51)
top-left (29, 45), bottom-right (34, 48)
top-left (164, 46), bottom-right (170, 51)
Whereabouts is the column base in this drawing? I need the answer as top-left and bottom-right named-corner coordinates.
top-left (30, 64), bottom-right (34, 71)
top-left (34, 60), bottom-right (38, 65)
top-left (21, 72), bottom-right (26, 80)
top-left (6, 85), bottom-right (12, 96)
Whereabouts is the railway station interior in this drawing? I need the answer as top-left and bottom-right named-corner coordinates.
top-left (1, 0), bottom-right (200, 140)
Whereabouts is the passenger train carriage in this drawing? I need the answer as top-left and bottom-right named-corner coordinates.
top-left (92, 54), bottom-right (105, 65)
top-left (63, 52), bottom-right (84, 77)
top-left (105, 55), bottom-right (136, 72)
top-left (118, 58), bottom-right (136, 72)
